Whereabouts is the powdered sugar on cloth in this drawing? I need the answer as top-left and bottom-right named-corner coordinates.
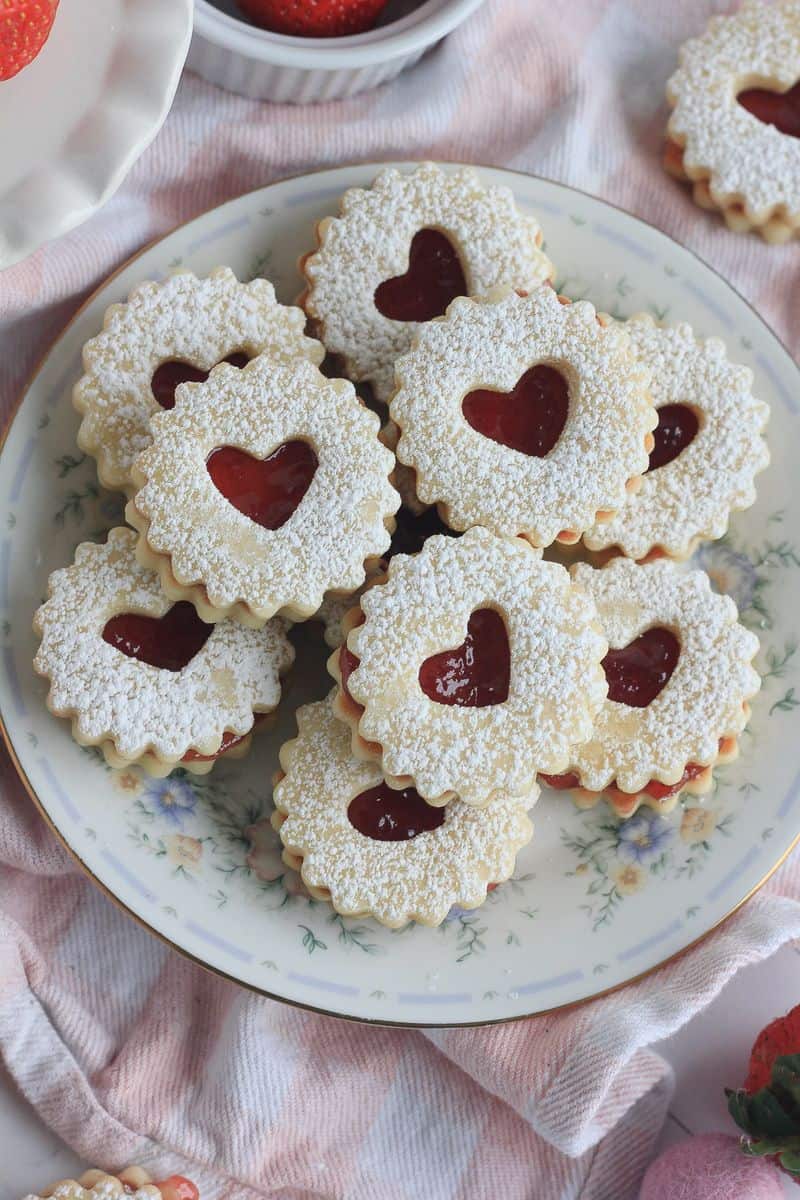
top-left (2, 3), bottom-right (800, 1198)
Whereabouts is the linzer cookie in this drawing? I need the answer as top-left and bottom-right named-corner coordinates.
top-left (390, 287), bottom-right (656, 548)
top-left (583, 315), bottom-right (770, 561)
top-left (74, 268), bottom-right (323, 493)
top-left (541, 558), bottom-right (761, 818)
top-left (665, 1), bottom-right (800, 242)
top-left (271, 694), bottom-right (535, 929)
top-left (33, 528), bottom-right (293, 775)
top-left (380, 418), bottom-right (427, 517)
top-left (314, 500), bottom-right (456, 649)
top-left (301, 163), bottom-right (554, 403)
top-left (328, 526), bottom-right (608, 807)
top-left (313, 563), bottom-right (385, 650)
top-left (22, 1170), bottom-right (199, 1200)
top-left (126, 355), bottom-right (399, 625)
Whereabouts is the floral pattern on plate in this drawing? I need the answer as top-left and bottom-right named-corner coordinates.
top-left (4, 164), bottom-right (799, 1025)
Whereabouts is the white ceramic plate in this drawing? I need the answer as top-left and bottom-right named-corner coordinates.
top-left (0, 0), bottom-right (192, 270)
top-left (2, 164), bottom-right (799, 1027)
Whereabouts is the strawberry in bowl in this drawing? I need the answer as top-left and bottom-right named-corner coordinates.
top-left (236, 0), bottom-right (391, 37)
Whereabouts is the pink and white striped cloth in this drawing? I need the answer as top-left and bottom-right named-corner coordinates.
top-left (2, 3), bottom-right (800, 1197)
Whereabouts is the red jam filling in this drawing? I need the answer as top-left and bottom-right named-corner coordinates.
top-left (348, 781), bottom-right (445, 841)
top-left (602, 627), bottom-right (680, 709)
top-left (738, 80), bottom-right (800, 139)
top-left (374, 228), bottom-right (467, 323)
top-left (389, 505), bottom-right (456, 559)
top-left (206, 441), bottom-right (318, 531)
top-left (152, 1179), bottom-right (200, 1200)
top-left (540, 772), bottom-right (581, 791)
top-left (647, 404), bottom-right (699, 472)
top-left (182, 713), bottom-right (269, 763)
top-left (151, 352), bottom-right (250, 410)
top-left (102, 601), bottom-right (212, 672)
top-left (462, 365), bottom-right (569, 457)
top-left (339, 644), bottom-right (359, 699)
top-left (540, 762), bottom-right (707, 802)
top-left (636, 762), bottom-right (706, 802)
top-left (419, 608), bottom-right (510, 708)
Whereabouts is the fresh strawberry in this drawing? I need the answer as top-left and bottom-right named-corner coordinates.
top-left (236, 0), bottom-right (390, 38)
top-left (0, 0), bottom-right (60, 82)
top-left (745, 1004), bottom-right (800, 1094)
top-left (726, 1004), bottom-right (800, 1180)
top-left (154, 1177), bottom-right (200, 1200)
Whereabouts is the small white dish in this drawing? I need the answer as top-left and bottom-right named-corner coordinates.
top-left (0, 0), bottom-right (193, 272)
top-left (2, 163), bottom-right (799, 1027)
top-left (189, 0), bottom-right (487, 103)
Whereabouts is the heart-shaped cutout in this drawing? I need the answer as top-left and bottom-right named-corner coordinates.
top-left (151, 352), bottom-right (250, 410)
top-left (419, 607), bottom-right (510, 707)
top-left (348, 781), bottom-right (445, 841)
top-left (462, 365), bottom-right (569, 457)
top-left (602, 626), bottom-right (680, 709)
top-left (103, 601), bottom-right (212, 672)
top-left (374, 228), bottom-right (467, 322)
top-left (206, 441), bottom-right (318, 531)
top-left (647, 404), bottom-right (699, 472)
top-left (738, 79), bottom-right (800, 139)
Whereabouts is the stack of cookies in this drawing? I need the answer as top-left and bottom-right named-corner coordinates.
top-left (33, 163), bottom-right (768, 930)
top-left (664, 0), bottom-right (800, 243)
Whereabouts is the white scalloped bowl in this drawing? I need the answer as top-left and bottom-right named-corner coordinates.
top-left (189, 0), bottom-right (487, 103)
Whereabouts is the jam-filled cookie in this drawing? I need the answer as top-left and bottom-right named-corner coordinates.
top-left (665, 1), bottom-right (800, 242)
top-left (33, 528), bottom-right (293, 776)
top-left (540, 558), bottom-right (761, 818)
top-left (314, 506), bottom-right (456, 649)
top-left (74, 268), bottom-right (323, 494)
top-left (390, 287), bottom-right (656, 548)
top-left (583, 315), bottom-right (770, 561)
top-left (380, 418), bottom-right (427, 517)
top-left (313, 564), bottom-right (385, 650)
top-left (302, 163), bottom-right (554, 404)
top-left (126, 355), bottom-right (399, 626)
top-left (271, 694), bottom-right (535, 929)
top-left (23, 1170), bottom-right (198, 1200)
top-left (328, 526), bottom-right (608, 807)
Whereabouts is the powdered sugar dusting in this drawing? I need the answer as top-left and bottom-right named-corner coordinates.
top-left (74, 268), bottom-right (324, 493)
top-left (130, 356), bottom-right (400, 622)
top-left (584, 315), bottom-right (770, 558)
top-left (303, 163), bottom-right (554, 403)
top-left (667, 0), bottom-right (800, 219)
top-left (33, 527), bottom-right (294, 762)
top-left (345, 526), bottom-right (608, 806)
top-left (314, 563), bottom-right (384, 649)
top-left (569, 558), bottom-right (761, 793)
top-left (391, 287), bottom-right (655, 547)
top-left (274, 693), bottom-right (535, 929)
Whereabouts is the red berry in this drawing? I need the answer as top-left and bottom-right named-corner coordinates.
top-left (745, 1003), bottom-right (800, 1094)
top-left (236, 0), bottom-right (390, 38)
top-left (0, 0), bottom-right (59, 82)
top-left (154, 1178), bottom-right (199, 1200)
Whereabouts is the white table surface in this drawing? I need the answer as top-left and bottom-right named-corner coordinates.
top-left (2, 943), bottom-right (798, 1199)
